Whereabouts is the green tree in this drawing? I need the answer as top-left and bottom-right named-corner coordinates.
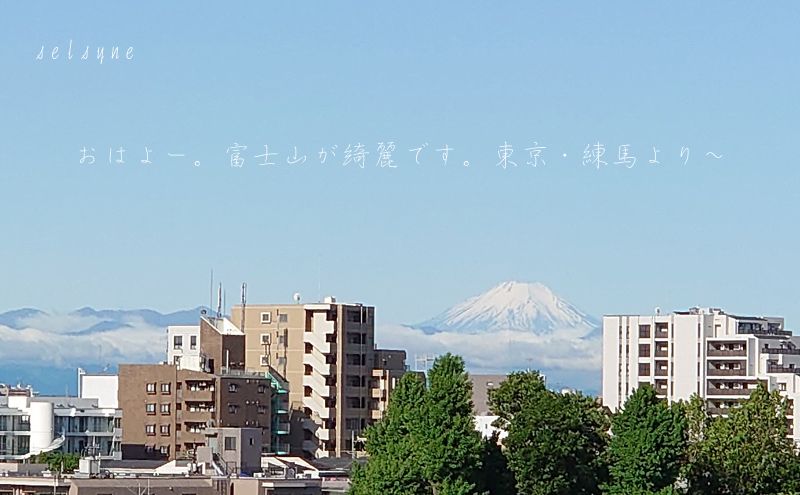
top-left (350, 354), bottom-right (493, 495)
top-left (418, 353), bottom-right (485, 495)
top-left (349, 372), bottom-right (428, 495)
top-left (604, 384), bottom-right (686, 495)
top-left (33, 452), bottom-right (80, 473)
top-left (474, 433), bottom-right (516, 495)
top-left (692, 383), bottom-right (797, 495)
top-left (489, 370), bottom-right (609, 495)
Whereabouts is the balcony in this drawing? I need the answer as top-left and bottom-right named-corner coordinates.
top-left (654, 349), bottom-right (668, 358)
top-left (767, 364), bottom-right (800, 375)
top-left (707, 348), bottom-right (747, 358)
top-left (707, 387), bottom-right (754, 396)
top-left (371, 388), bottom-right (386, 399)
top-left (707, 367), bottom-right (746, 377)
top-left (762, 347), bottom-right (800, 355)
top-left (275, 422), bottom-right (290, 435)
top-left (181, 388), bottom-right (214, 402)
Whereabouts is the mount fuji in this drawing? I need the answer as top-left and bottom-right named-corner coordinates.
top-left (413, 281), bottom-right (599, 338)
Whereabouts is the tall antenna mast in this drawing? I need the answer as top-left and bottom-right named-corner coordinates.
top-left (217, 283), bottom-right (223, 317)
top-left (241, 283), bottom-right (247, 332)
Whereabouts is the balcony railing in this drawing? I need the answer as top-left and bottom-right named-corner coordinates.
top-left (655, 349), bottom-right (668, 357)
top-left (707, 368), bottom-right (746, 376)
top-left (762, 347), bottom-right (800, 355)
top-left (767, 364), bottom-right (800, 375)
top-left (707, 388), bottom-right (754, 396)
top-left (707, 348), bottom-right (747, 357)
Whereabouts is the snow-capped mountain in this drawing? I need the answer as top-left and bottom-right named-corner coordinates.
top-left (413, 281), bottom-right (599, 337)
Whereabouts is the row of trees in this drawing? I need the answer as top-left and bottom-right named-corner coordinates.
top-left (349, 353), bottom-right (800, 495)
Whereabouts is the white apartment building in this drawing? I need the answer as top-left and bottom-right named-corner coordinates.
top-left (603, 307), bottom-right (800, 437)
top-left (0, 386), bottom-right (121, 461)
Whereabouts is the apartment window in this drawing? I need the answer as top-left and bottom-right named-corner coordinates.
top-left (305, 343), bottom-right (313, 354)
top-left (146, 403), bottom-right (156, 415)
top-left (638, 325), bottom-right (651, 338)
top-left (638, 363), bottom-right (651, 376)
top-left (325, 376), bottom-right (337, 386)
top-left (278, 334), bottom-right (286, 345)
top-left (639, 344), bottom-right (651, 358)
top-left (345, 418), bottom-right (361, 430)
top-left (347, 332), bottom-right (363, 344)
top-left (257, 384), bottom-right (267, 394)
top-left (260, 355), bottom-right (270, 367)
top-left (228, 383), bottom-right (238, 393)
top-left (160, 404), bottom-right (170, 415)
top-left (173, 335), bottom-right (183, 349)
top-left (279, 314), bottom-right (288, 323)
top-left (160, 445), bottom-right (169, 456)
top-left (346, 310), bottom-right (362, 324)
top-left (190, 335), bottom-right (197, 350)
top-left (258, 405), bottom-right (267, 414)
top-left (146, 383), bottom-right (156, 394)
top-left (261, 312), bottom-right (272, 324)
top-left (780, 383), bottom-right (788, 391)
top-left (161, 383), bottom-right (171, 394)
top-left (324, 397), bottom-right (336, 408)
top-left (277, 357), bottom-right (287, 366)
top-left (347, 375), bottom-right (365, 387)
top-left (228, 404), bottom-right (239, 414)
top-left (146, 425), bottom-right (155, 436)
top-left (304, 386), bottom-right (313, 397)
top-left (325, 354), bottom-right (336, 365)
top-left (224, 436), bottom-right (236, 451)
top-left (160, 425), bottom-right (170, 436)
top-left (304, 364), bottom-right (313, 376)
top-left (326, 333), bottom-right (336, 343)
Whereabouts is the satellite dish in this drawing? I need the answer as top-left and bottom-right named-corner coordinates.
top-left (293, 292), bottom-right (301, 304)
top-left (655, 307), bottom-right (661, 315)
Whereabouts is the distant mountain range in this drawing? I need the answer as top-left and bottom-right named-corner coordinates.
top-left (0, 306), bottom-right (207, 334)
top-left (413, 281), bottom-right (599, 339)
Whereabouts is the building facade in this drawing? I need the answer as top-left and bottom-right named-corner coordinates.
top-left (602, 307), bottom-right (800, 437)
top-left (231, 297), bottom-right (408, 459)
top-left (0, 386), bottom-right (121, 461)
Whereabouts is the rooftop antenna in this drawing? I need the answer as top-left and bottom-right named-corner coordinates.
top-left (217, 283), bottom-right (223, 318)
top-left (241, 283), bottom-right (247, 332)
top-left (294, 292), bottom-right (301, 304)
top-left (655, 307), bottom-right (661, 315)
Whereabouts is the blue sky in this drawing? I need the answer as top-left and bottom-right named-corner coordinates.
top-left (2, 2), bottom-right (800, 327)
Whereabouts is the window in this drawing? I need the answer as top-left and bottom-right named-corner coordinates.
top-left (345, 418), bottom-right (361, 430)
top-left (780, 382), bottom-right (788, 391)
top-left (258, 406), bottom-right (267, 414)
top-left (257, 384), bottom-right (267, 394)
top-left (146, 403), bottom-right (156, 415)
top-left (228, 404), bottom-right (239, 414)
top-left (228, 383), bottom-right (238, 393)
top-left (160, 383), bottom-right (171, 394)
top-left (346, 375), bottom-right (365, 387)
top-left (261, 312), bottom-right (272, 324)
top-left (260, 355), bottom-right (270, 367)
top-left (278, 334), bottom-right (286, 345)
top-left (160, 445), bottom-right (169, 456)
top-left (277, 357), bottom-right (286, 366)
top-left (160, 404), bottom-right (170, 415)
top-left (146, 424), bottom-right (155, 436)
top-left (304, 364), bottom-right (313, 376)
top-left (639, 344), bottom-right (651, 358)
top-left (279, 314), bottom-right (288, 323)
top-left (190, 335), bottom-right (197, 350)
top-left (160, 425), bottom-right (170, 436)
top-left (260, 334), bottom-right (271, 345)
top-left (346, 310), bottom-right (362, 323)
top-left (639, 325), bottom-right (651, 338)
top-left (224, 436), bottom-right (236, 451)
top-left (639, 363), bottom-right (650, 376)
top-left (249, 437), bottom-right (255, 446)
top-left (304, 386), bottom-right (313, 397)
top-left (146, 383), bottom-right (156, 394)
top-left (173, 335), bottom-right (183, 349)
top-left (305, 343), bottom-right (313, 354)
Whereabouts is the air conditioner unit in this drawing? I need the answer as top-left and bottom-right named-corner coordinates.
top-left (261, 334), bottom-right (271, 345)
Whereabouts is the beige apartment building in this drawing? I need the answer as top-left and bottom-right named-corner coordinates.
top-left (231, 296), bottom-right (407, 458)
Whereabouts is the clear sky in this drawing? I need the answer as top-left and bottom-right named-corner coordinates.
top-left (1, 2), bottom-right (799, 327)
